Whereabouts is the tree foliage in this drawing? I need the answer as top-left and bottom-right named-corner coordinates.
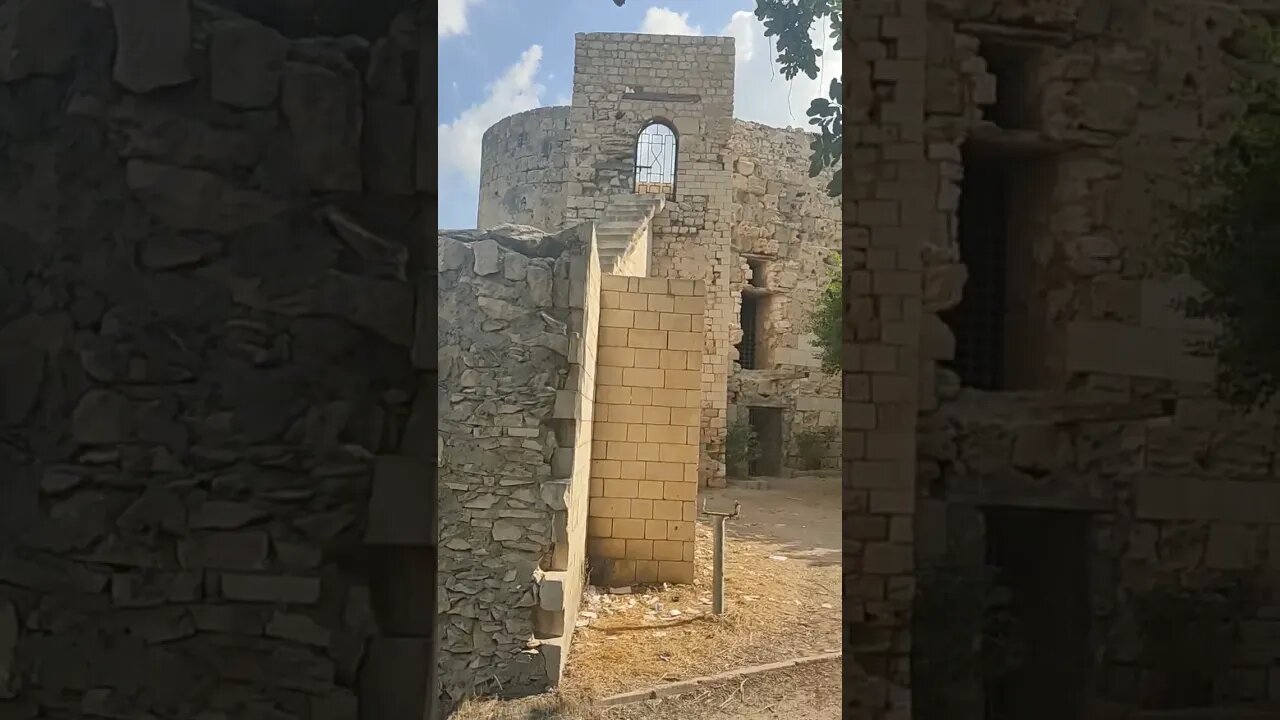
top-left (1167, 27), bottom-right (1280, 407)
top-left (754, 0), bottom-right (842, 197)
top-left (806, 253), bottom-right (841, 374)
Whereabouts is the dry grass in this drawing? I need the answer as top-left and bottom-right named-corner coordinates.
top-left (560, 520), bottom-right (841, 699)
top-left (448, 689), bottom-right (597, 720)
top-left (603, 656), bottom-right (843, 720)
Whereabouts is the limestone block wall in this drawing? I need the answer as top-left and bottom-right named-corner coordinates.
top-left (437, 224), bottom-right (599, 704)
top-left (909, 0), bottom-right (1280, 714)
top-left (566, 32), bottom-right (736, 487)
top-left (843, 1), bottom-right (930, 719)
top-left (726, 120), bottom-right (842, 470)
top-left (0, 1), bottom-right (433, 717)
top-left (477, 107), bottom-right (572, 231)
top-left (586, 275), bottom-right (706, 587)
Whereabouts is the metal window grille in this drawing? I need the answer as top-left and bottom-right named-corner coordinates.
top-left (942, 155), bottom-right (1008, 390)
top-left (739, 293), bottom-right (759, 369)
top-left (634, 122), bottom-right (676, 199)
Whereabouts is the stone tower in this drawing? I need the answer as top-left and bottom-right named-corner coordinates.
top-left (564, 32), bottom-right (737, 485)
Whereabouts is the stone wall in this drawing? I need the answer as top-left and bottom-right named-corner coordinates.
top-left (908, 0), bottom-right (1280, 716)
top-left (0, 0), bottom-right (433, 717)
top-left (586, 275), bottom-right (706, 587)
top-left (726, 120), bottom-right (842, 470)
top-left (566, 32), bottom-right (736, 487)
top-left (476, 106), bottom-right (572, 231)
top-left (437, 224), bottom-right (599, 704)
top-left (843, 1), bottom-right (931, 718)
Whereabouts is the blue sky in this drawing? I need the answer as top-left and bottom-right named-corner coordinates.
top-left (438, 0), bottom-right (841, 229)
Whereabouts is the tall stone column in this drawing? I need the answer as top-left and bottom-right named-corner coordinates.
top-left (843, 1), bottom-right (928, 718)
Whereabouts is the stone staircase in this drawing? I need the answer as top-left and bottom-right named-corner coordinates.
top-left (595, 193), bottom-right (665, 273)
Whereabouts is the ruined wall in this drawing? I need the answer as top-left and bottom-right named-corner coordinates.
top-left (437, 224), bottom-right (599, 703)
top-left (0, 0), bottom-right (433, 717)
top-left (586, 275), bottom-right (706, 586)
top-left (911, 0), bottom-right (1280, 714)
top-left (726, 120), bottom-right (842, 470)
top-left (566, 32), bottom-right (736, 487)
top-left (476, 106), bottom-right (572, 231)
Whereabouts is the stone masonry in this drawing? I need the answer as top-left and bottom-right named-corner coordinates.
top-left (437, 223), bottom-right (600, 705)
top-left (727, 122), bottom-right (842, 470)
top-left (844, 1), bottom-right (1280, 718)
top-left (0, 1), bottom-right (434, 718)
top-left (476, 107), bottom-right (573, 233)
top-left (586, 275), bottom-right (706, 587)
top-left (477, 33), bottom-right (844, 487)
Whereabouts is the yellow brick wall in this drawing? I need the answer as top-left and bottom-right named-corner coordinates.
top-left (587, 274), bottom-right (705, 586)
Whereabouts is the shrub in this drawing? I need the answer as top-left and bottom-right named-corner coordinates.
top-left (724, 420), bottom-right (761, 478)
top-left (1133, 583), bottom-right (1248, 708)
top-left (794, 427), bottom-right (833, 470)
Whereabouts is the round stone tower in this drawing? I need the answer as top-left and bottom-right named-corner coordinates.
top-left (477, 106), bottom-right (571, 229)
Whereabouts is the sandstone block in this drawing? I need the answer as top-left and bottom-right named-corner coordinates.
top-left (178, 532), bottom-right (270, 570)
top-left (209, 19), bottom-right (287, 109)
top-left (282, 61), bottom-right (362, 192)
top-left (221, 573), bottom-right (321, 604)
top-left (0, 0), bottom-right (82, 82)
top-left (71, 389), bottom-right (134, 444)
top-left (359, 638), bottom-right (431, 719)
top-left (365, 455), bottom-right (433, 546)
top-left (107, 0), bottom-right (194, 93)
top-left (126, 160), bottom-right (285, 233)
top-left (0, 600), bottom-right (15, 698)
top-left (364, 100), bottom-right (419, 195)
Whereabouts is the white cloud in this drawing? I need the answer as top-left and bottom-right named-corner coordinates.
top-left (639, 8), bottom-right (841, 131)
top-left (438, 45), bottom-right (546, 184)
top-left (639, 8), bottom-right (701, 36)
top-left (440, 0), bottom-right (481, 38)
top-left (725, 11), bottom-right (841, 130)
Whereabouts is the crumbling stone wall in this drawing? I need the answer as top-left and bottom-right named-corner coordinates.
top-left (586, 275), bottom-right (706, 587)
top-left (476, 106), bottom-right (572, 231)
top-left (0, 0), bottom-right (432, 717)
top-left (726, 121), bottom-right (841, 470)
top-left (566, 32), bottom-right (737, 487)
top-left (437, 224), bottom-right (600, 704)
top-left (908, 0), bottom-right (1280, 715)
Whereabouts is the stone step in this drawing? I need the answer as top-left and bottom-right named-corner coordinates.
top-left (596, 230), bottom-right (635, 241)
top-left (596, 221), bottom-right (645, 234)
top-left (602, 211), bottom-right (651, 222)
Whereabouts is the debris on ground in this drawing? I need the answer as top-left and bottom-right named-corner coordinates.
top-left (560, 476), bottom-right (842, 699)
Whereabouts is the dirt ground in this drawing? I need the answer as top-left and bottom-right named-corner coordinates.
top-left (559, 473), bottom-right (842, 699)
top-left (447, 473), bottom-right (842, 720)
top-left (603, 656), bottom-right (842, 720)
top-left (450, 656), bottom-right (841, 720)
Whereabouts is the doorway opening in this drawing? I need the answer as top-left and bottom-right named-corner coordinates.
top-left (747, 407), bottom-right (783, 476)
top-left (983, 507), bottom-right (1092, 720)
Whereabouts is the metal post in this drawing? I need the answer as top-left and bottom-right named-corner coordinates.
top-left (712, 516), bottom-right (726, 615)
top-left (701, 499), bottom-right (740, 616)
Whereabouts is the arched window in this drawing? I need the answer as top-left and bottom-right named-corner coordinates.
top-left (633, 121), bottom-right (677, 198)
